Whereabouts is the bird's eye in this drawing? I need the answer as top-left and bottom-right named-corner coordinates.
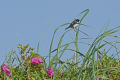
top-left (76, 19), bottom-right (79, 21)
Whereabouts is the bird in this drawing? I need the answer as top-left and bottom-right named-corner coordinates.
top-left (65, 18), bottom-right (80, 30)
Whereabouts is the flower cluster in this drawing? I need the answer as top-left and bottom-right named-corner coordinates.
top-left (31, 57), bottom-right (43, 64)
top-left (1, 64), bottom-right (11, 76)
top-left (1, 57), bottom-right (55, 79)
top-left (47, 68), bottom-right (54, 78)
top-left (31, 57), bottom-right (54, 77)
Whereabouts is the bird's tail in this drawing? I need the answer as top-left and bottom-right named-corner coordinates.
top-left (65, 27), bottom-right (70, 30)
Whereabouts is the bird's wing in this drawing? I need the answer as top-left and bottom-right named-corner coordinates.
top-left (69, 20), bottom-right (76, 28)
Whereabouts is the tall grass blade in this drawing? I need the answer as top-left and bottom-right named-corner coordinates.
top-left (37, 42), bottom-right (40, 54)
top-left (50, 31), bottom-right (68, 68)
top-left (74, 30), bottom-right (79, 65)
top-left (79, 9), bottom-right (89, 23)
top-left (49, 27), bottom-right (59, 67)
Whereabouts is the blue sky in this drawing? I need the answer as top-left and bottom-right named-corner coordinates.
top-left (0, 0), bottom-right (120, 64)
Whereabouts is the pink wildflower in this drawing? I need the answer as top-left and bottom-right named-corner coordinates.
top-left (1, 64), bottom-right (11, 76)
top-left (96, 78), bottom-right (101, 80)
top-left (31, 57), bottom-right (43, 64)
top-left (60, 73), bottom-right (64, 78)
top-left (98, 55), bottom-right (101, 60)
top-left (47, 68), bottom-right (54, 78)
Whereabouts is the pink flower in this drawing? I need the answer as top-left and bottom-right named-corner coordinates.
top-left (96, 78), bottom-right (101, 80)
top-left (98, 55), bottom-right (101, 60)
top-left (47, 68), bottom-right (54, 78)
top-left (1, 64), bottom-right (11, 76)
top-left (60, 73), bottom-right (64, 78)
top-left (31, 57), bottom-right (43, 64)
top-left (9, 79), bottom-right (14, 80)
top-left (1, 64), bottom-right (8, 71)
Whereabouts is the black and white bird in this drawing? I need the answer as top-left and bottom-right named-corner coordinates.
top-left (65, 18), bottom-right (80, 30)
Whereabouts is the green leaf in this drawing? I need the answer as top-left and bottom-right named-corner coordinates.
top-left (79, 9), bottom-right (89, 23)
top-left (60, 23), bottom-right (71, 27)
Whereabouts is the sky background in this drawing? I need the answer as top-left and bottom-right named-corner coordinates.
top-left (0, 0), bottom-right (120, 64)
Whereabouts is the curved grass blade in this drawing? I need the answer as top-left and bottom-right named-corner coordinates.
top-left (79, 9), bottom-right (89, 24)
top-left (36, 42), bottom-right (40, 54)
top-left (60, 22), bottom-right (71, 27)
top-left (66, 49), bottom-right (85, 57)
top-left (77, 26), bottom-right (120, 79)
top-left (78, 29), bottom-right (89, 37)
top-left (59, 43), bottom-right (69, 59)
top-left (50, 30), bottom-right (69, 68)
top-left (74, 30), bottom-right (79, 64)
top-left (49, 27), bottom-right (59, 67)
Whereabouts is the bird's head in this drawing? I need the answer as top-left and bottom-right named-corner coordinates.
top-left (75, 19), bottom-right (80, 22)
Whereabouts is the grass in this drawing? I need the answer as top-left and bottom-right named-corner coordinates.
top-left (1, 9), bottom-right (120, 80)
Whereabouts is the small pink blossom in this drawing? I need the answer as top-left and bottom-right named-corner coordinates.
top-left (98, 55), bottom-right (101, 60)
top-left (9, 79), bottom-right (14, 80)
top-left (47, 68), bottom-right (54, 78)
top-left (1, 64), bottom-right (11, 76)
top-left (31, 57), bottom-right (43, 64)
top-left (96, 78), bottom-right (101, 80)
top-left (60, 73), bottom-right (64, 78)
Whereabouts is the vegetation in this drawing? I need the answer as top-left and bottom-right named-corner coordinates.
top-left (1, 9), bottom-right (120, 80)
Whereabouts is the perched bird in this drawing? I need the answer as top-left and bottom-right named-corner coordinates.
top-left (65, 19), bottom-right (80, 30)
